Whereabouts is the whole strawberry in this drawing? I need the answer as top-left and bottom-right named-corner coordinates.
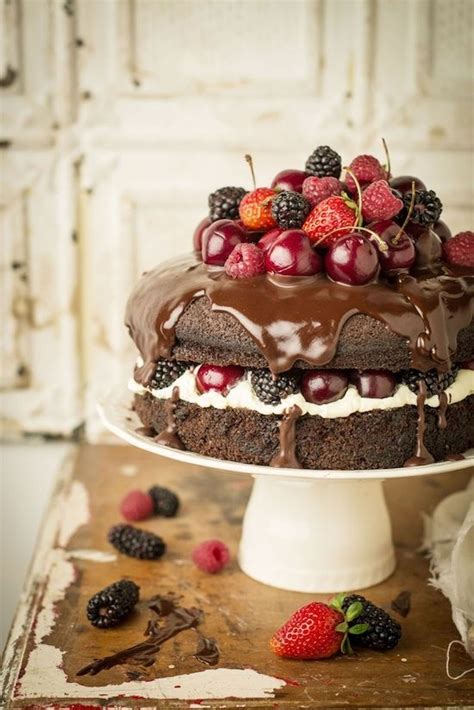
top-left (303, 195), bottom-right (359, 247)
top-left (443, 230), bottom-right (474, 268)
top-left (302, 176), bottom-right (343, 207)
top-left (362, 180), bottom-right (403, 222)
top-left (239, 188), bottom-right (277, 231)
top-left (346, 154), bottom-right (387, 194)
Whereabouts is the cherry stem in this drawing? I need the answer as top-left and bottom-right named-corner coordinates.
top-left (393, 181), bottom-right (415, 244)
top-left (343, 167), bottom-right (362, 229)
top-left (355, 226), bottom-right (389, 253)
top-left (245, 154), bottom-right (256, 190)
top-left (382, 137), bottom-right (391, 177)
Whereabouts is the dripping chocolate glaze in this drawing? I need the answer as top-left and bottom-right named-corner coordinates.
top-left (154, 386), bottom-right (184, 450)
top-left (404, 380), bottom-right (435, 467)
top-left (438, 390), bottom-right (448, 430)
top-left (125, 255), bottom-right (474, 386)
top-left (270, 405), bottom-right (302, 469)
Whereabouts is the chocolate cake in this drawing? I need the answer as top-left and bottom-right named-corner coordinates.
top-left (125, 145), bottom-right (474, 470)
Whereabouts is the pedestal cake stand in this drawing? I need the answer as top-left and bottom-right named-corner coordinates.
top-left (98, 393), bottom-right (473, 594)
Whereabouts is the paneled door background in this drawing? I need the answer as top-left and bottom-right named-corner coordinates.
top-left (1, 0), bottom-right (473, 439)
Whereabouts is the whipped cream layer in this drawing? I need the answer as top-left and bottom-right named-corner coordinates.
top-left (129, 367), bottom-right (474, 419)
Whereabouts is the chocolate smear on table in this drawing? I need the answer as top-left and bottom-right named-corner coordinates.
top-left (193, 632), bottom-right (219, 666)
top-left (404, 380), bottom-right (435, 467)
top-left (271, 405), bottom-right (302, 469)
top-left (154, 386), bottom-right (184, 450)
top-left (391, 590), bottom-right (411, 618)
top-left (438, 390), bottom-right (448, 430)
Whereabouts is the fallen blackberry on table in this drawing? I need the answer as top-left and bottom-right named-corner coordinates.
top-left (305, 145), bottom-right (342, 178)
top-left (342, 594), bottom-right (401, 650)
top-left (148, 486), bottom-right (180, 517)
top-left (150, 359), bottom-right (188, 390)
top-left (402, 366), bottom-right (459, 398)
top-left (271, 191), bottom-right (311, 229)
top-left (250, 369), bottom-right (300, 405)
top-left (108, 524), bottom-right (166, 560)
top-left (208, 186), bottom-right (247, 222)
top-left (86, 579), bottom-right (139, 628)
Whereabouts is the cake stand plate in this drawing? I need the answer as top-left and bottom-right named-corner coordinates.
top-left (98, 393), bottom-right (473, 593)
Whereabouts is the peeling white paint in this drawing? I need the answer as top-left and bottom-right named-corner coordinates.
top-left (57, 481), bottom-right (90, 547)
top-left (34, 550), bottom-right (76, 645)
top-left (67, 549), bottom-right (117, 562)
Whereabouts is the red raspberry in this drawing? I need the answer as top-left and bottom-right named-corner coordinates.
top-left (346, 155), bottom-right (387, 194)
top-left (361, 180), bottom-right (403, 222)
top-left (225, 242), bottom-right (266, 279)
top-left (192, 539), bottom-right (230, 573)
top-left (120, 490), bottom-right (154, 522)
top-left (443, 231), bottom-right (474, 268)
top-left (302, 176), bottom-right (343, 207)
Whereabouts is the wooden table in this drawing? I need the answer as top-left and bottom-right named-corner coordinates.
top-left (1, 445), bottom-right (473, 709)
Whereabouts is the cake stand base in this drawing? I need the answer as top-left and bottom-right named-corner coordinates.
top-left (239, 476), bottom-right (395, 592)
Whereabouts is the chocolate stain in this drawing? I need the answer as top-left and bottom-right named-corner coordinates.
top-left (270, 405), bottom-right (302, 469)
top-left (438, 389), bottom-right (448, 430)
top-left (404, 380), bottom-right (435, 467)
top-left (391, 590), bottom-right (411, 618)
top-left (193, 632), bottom-right (219, 666)
top-left (154, 386), bottom-right (185, 450)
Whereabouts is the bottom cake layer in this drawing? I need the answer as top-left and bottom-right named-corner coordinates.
top-left (134, 392), bottom-right (474, 470)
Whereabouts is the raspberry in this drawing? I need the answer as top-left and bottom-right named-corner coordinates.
top-left (86, 580), bottom-right (139, 628)
top-left (346, 155), bottom-right (387, 194)
top-left (302, 176), bottom-right (343, 207)
top-left (150, 360), bottom-right (187, 390)
top-left (402, 366), bottom-right (459, 397)
top-left (120, 490), bottom-right (154, 522)
top-left (148, 486), bottom-right (180, 517)
top-left (342, 594), bottom-right (401, 651)
top-left (108, 524), bottom-right (166, 560)
top-left (225, 243), bottom-right (266, 279)
top-left (305, 146), bottom-right (342, 178)
top-left (192, 539), bottom-right (230, 573)
top-left (398, 189), bottom-right (443, 227)
top-left (250, 369), bottom-right (300, 404)
top-left (271, 191), bottom-right (311, 229)
top-left (208, 186), bottom-right (247, 222)
top-left (361, 180), bottom-right (403, 222)
top-left (443, 230), bottom-right (474, 268)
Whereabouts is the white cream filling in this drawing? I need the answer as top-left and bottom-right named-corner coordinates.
top-left (129, 365), bottom-right (474, 419)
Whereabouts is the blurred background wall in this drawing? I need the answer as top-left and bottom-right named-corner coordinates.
top-left (1, 0), bottom-right (473, 440)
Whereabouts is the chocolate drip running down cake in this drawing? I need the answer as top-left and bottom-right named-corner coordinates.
top-left (126, 145), bottom-right (474, 470)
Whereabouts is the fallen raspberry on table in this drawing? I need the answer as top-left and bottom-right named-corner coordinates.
top-left (361, 180), bottom-right (403, 222)
top-left (192, 539), bottom-right (230, 573)
top-left (443, 230), bottom-right (474, 268)
top-left (120, 490), bottom-right (154, 521)
top-left (346, 154), bottom-right (387, 194)
top-left (225, 242), bottom-right (266, 279)
top-left (302, 176), bottom-right (343, 207)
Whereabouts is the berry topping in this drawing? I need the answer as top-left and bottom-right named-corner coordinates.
top-left (148, 486), bottom-right (180, 517)
top-left (402, 366), bottom-right (459, 397)
top-left (108, 524), bottom-right (166, 560)
top-left (202, 219), bottom-right (246, 266)
top-left (341, 594), bottom-right (401, 651)
top-left (208, 186), bottom-right (247, 222)
top-left (305, 146), bottom-right (342, 178)
top-left (120, 490), bottom-right (154, 522)
top-left (369, 221), bottom-right (416, 272)
top-left (462, 360), bottom-right (474, 370)
top-left (301, 369), bottom-right (349, 404)
top-left (150, 359), bottom-right (187, 390)
top-left (361, 180), bottom-right (403, 222)
top-left (325, 232), bottom-right (379, 285)
top-left (389, 175), bottom-right (426, 194)
top-left (193, 216), bottom-right (211, 253)
top-left (86, 580), bottom-right (140, 629)
top-left (271, 169), bottom-right (308, 193)
top-left (302, 176), bottom-right (343, 207)
top-left (257, 227), bottom-right (283, 254)
top-left (196, 364), bottom-right (244, 394)
top-left (225, 242), bottom-right (266, 279)
top-left (414, 229), bottom-right (443, 268)
top-left (351, 370), bottom-right (397, 398)
top-left (192, 539), bottom-right (230, 574)
top-left (398, 189), bottom-right (443, 226)
top-left (432, 219), bottom-right (452, 243)
top-left (443, 230), bottom-right (474, 268)
top-left (239, 188), bottom-right (277, 230)
top-left (250, 369), bottom-right (300, 404)
top-left (265, 229), bottom-right (322, 276)
top-left (345, 154), bottom-right (387, 194)
top-left (271, 191), bottom-right (311, 229)
top-left (302, 195), bottom-right (359, 247)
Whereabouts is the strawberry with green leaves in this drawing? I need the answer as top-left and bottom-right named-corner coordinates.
top-left (302, 194), bottom-right (360, 247)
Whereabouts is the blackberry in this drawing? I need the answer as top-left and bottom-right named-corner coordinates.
top-left (305, 146), bottom-right (342, 178)
top-left (208, 186), bottom-right (247, 222)
top-left (148, 486), bottom-right (180, 517)
top-left (399, 189), bottom-right (443, 226)
top-left (86, 579), bottom-right (139, 628)
top-left (150, 360), bottom-right (187, 390)
top-left (342, 594), bottom-right (401, 651)
top-left (250, 369), bottom-right (300, 405)
top-left (402, 366), bottom-right (459, 397)
top-left (108, 524), bottom-right (166, 560)
top-left (271, 191), bottom-right (311, 229)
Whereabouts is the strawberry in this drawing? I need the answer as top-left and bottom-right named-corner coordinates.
top-left (346, 155), bottom-right (387, 194)
top-left (302, 195), bottom-right (359, 247)
top-left (443, 230), bottom-right (474, 268)
top-left (239, 188), bottom-right (277, 230)
top-left (270, 595), bottom-right (368, 660)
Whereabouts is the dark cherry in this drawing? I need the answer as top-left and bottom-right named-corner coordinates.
top-left (351, 370), bottom-right (397, 398)
top-left (265, 229), bottom-right (322, 276)
top-left (193, 216), bottom-right (212, 252)
top-left (389, 175), bottom-right (426, 194)
top-left (414, 229), bottom-right (442, 269)
top-left (369, 220), bottom-right (416, 272)
top-left (461, 360), bottom-right (474, 370)
top-left (432, 219), bottom-right (452, 243)
top-left (271, 169), bottom-right (309, 194)
top-left (325, 233), bottom-right (379, 285)
top-left (301, 370), bottom-right (349, 404)
top-left (196, 364), bottom-right (244, 394)
top-left (257, 227), bottom-right (283, 254)
top-left (202, 219), bottom-right (246, 266)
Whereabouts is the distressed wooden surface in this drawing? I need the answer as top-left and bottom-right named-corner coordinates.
top-left (1, 445), bottom-right (474, 708)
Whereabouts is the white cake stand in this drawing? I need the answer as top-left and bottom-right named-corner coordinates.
top-left (98, 393), bottom-right (473, 594)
